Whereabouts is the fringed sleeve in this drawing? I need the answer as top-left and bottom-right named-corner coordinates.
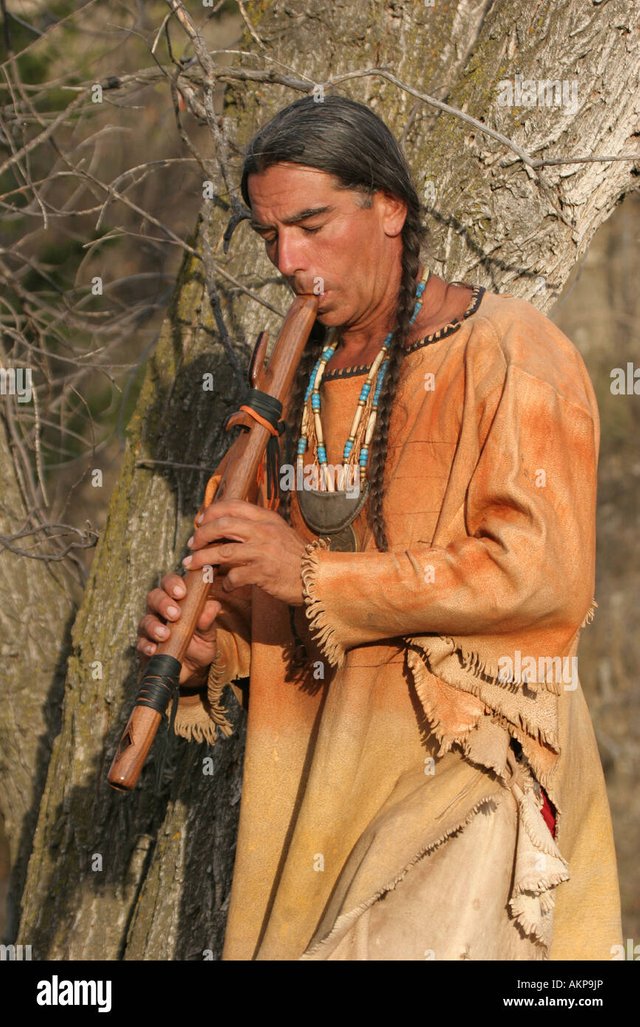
top-left (171, 581), bottom-right (252, 745)
top-left (301, 312), bottom-right (599, 676)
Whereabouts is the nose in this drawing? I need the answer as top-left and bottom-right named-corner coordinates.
top-left (273, 228), bottom-right (306, 281)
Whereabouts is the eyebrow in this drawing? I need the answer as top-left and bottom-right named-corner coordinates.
top-left (249, 205), bottom-right (334, 231)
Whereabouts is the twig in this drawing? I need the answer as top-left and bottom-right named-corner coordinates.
top-left (135, 458), bottom-right (218, 472)
top-left (201, 224), bottom-right (247, 379)
top-left (237, 1), bottom-right (267, 51)
top-left (31, 383), bottom-right (49, 508)
top-left (0, 522), bottom-right (99, 560)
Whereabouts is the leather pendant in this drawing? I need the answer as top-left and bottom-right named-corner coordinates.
top-left (296, 481), bottom-right (369, 553)
top-left (324, 522), bottom-right (359, 552)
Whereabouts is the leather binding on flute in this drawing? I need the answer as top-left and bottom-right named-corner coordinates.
top-left (107, 293), bottom-right (319, 792)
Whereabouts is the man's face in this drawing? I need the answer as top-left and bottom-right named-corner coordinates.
top-left (247, 162), bottom-right (406, 329)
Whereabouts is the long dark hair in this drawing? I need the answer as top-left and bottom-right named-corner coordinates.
top-left (241, 94), bottom-right (427, 551)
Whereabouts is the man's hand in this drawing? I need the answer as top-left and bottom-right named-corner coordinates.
top-left (182, 499), bottom-right (307, 607)
top-left (136, 572), bottom-right (221, 687)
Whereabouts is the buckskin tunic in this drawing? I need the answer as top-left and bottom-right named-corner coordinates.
top-left (172, 285), bottom-right (622, 960)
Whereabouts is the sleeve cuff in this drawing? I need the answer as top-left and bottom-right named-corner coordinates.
top-left (171, 635), bottom-right (243, 745)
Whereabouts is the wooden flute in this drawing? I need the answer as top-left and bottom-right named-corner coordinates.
top-left (107, 292), bottom-right (319, 792)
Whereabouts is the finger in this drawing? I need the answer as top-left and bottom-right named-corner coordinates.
top-left (188, 507), bottom-right (283, 550)
top-left (219, 564), bottom-right (255, 592)
top-left (161, 573), bottom-right (187, 600)
top-left (183, 539), bottom-right (254, 572)
top-left (147, 587), bottom-right (183, 623)
top-left (196, 598), bottom-right (222, 632)
top-left (198, 499), bottom-right (279, 528)
top-left (188, 516), bottom-right (250, 551)
top-left (136, 636), bottom-right (156, 658)
top-left (198, 543), bottom-right (271, 581)
top-left (138, 612), bottom-right (171, 645)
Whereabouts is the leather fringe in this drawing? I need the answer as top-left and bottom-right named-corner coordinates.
top-left (406, 638), bottom-right (561, 751)
top-left (205, 647), bottom-right (235, 737)
top-left (300, 536), bottom-right (347, 670)
top-left (508, 780), bottom-right (570, 948)
top-left (170, 648), bottom-right (235, 746)
top-left (581, 596), bottom-right (598, 628)
top-left (433, 635), bottom-right (564, 697)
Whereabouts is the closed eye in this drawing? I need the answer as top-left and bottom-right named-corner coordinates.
top-left (259, 224), bottom-right (323, 246)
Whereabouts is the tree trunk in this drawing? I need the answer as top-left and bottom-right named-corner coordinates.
top-left (0, 415), bottom-right (78, 942)
top-left (15, 0), bottom-right (640, 958)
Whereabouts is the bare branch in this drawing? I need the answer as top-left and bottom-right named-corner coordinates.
top-left (0, 522), bottom-right (99, 561)
top-left (236, 1), bottom-right (267, 52)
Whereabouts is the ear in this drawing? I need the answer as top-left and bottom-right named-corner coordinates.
top-left (375, 191), bottom-right (407, 238)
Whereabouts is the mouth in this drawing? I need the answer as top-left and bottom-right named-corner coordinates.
top-left (290, 283), bottom-right (331, 314)
top-left (292, 282), bottom-right (328, 298)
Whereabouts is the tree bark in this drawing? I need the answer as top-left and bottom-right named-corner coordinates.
top-left (16, 239), bottom-right (249, 958)
top-left (0, 415), bottom-right (78, 942)
top-left (15, 0), bottom-right (640, 958)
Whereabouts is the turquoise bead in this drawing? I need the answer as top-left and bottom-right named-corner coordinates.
top-left (295, 274), bottom-right (427, 472)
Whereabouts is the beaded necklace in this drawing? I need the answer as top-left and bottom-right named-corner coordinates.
top-left (297, 266), bottom-right (431, 492)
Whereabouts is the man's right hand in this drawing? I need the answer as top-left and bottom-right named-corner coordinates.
top-left (136, 572), bottom-right (221, 687)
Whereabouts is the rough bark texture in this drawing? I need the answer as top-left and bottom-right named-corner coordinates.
top-left (14, 0), bottom-right (640, 958)
top-left (16, 243), bottom-right (248, 958)
top-left (0, 416), bottom-right (78, 943)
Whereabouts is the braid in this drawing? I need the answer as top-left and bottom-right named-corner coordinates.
top-left (240, 94), bottom-right (430, 548)
top-left (279, 216), bottom-right (428, 547)
top-left (366, 213), bottom-right (426, 551)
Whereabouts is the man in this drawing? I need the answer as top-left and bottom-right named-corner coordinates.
top-left (137, 95), bottom-right (622, 960)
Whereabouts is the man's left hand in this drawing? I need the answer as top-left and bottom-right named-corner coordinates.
top-left (182, 499), bottom-right (308, 606)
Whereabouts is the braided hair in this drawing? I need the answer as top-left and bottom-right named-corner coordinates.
top-left (240, 94), bottom-right (428, 551)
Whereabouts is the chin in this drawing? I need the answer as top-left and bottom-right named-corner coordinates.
top-left (316, 303), bottom-right (340, 325)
